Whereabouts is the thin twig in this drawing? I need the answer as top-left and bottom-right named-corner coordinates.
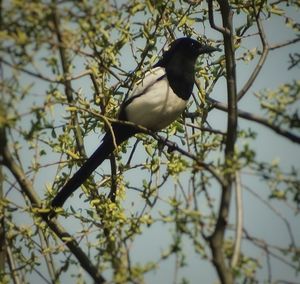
top-left (185, 122), bottom-right (226, 136)
top-left (244, 184), bottom-right (296, 247)
top-left (67, 69), bottom-right (93, 81)
top-left (207, 0), bottom-right (229, 34)
top-left (243, 229), bottom-right (298, 270)
top-left (0, 58), bottom-right (60, 83)
top-left (269, 37), bottom-right (300, 50)
top-left (237, 13), bottom-right (269, 101)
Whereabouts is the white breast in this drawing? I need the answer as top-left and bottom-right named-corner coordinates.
top-left (124, 67), bottom-right (187, 131)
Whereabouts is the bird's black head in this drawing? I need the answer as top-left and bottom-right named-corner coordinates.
top-left (161, 37), bottom-right (220, 65)
top-left (155, 37), bottom-right (220, 100)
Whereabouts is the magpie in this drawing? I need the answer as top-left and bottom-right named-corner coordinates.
top-left (51, 37), bottom-right (220, 208)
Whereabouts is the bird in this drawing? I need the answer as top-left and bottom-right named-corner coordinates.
top-left (51, 37), bottom-right (220, 208)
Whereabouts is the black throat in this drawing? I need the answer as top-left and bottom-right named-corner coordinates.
top-left (155, 53), bottom-right (197, 100)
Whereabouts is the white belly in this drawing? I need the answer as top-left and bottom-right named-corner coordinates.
top-left (124, 71), bottom-right (187, 131)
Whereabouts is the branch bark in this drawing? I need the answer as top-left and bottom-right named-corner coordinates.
top-left (207, 0), bottom-right (229, 34)
top-left (207, 1), bottom-right (237, 283)
top-left (231, 171), bottom-right (243, 268)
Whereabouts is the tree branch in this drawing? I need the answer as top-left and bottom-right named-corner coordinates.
top-left (185, 122), bottom-right (226, 136)
top-left (207, 0), bottom-right (229, 34)
top-left (237, 6), bottom-right (300, 100)
top-left (244, 185), bottom-right (296, 247)
top-left (269, 37), bottom-right (300, 50)
top-left (237, 12), bottom-right (269, 101)
top-left (208, 1), bottom-right (237, 283)
top-left (209, 98), bottom-right (300, 144)
top-left (0, 58), bottom-right (61, 83)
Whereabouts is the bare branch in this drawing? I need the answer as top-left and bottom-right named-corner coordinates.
top-left (270, 37), bottom-right (300, 50)
top-left (237, 15), bottom-right (269, 101)
top-left (208, 1), bottom-right (237, 283)
top-left (209, 98), bottom-right (300, 144)
top-left (185, 122), bottom-right (226, 136)
top-left (243, 229), bottom-right (298, 271)
top-left (0, 58), bottom-right (61, 83)
top-left (207, 0), bottom-right (229, 34)
top-left (237, 7), bottom-right (300, 101)
top-left (244, 185), bottom-right (296, 247)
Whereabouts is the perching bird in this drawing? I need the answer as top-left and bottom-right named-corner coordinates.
top-left (51, 37), bottom-right (220, 208)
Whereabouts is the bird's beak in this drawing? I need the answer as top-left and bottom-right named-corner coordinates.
top-left (200, 45), bottom-right (222, 54)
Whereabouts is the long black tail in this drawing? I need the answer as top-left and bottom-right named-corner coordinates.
top-left (51, 125), bottom-right (137, 208)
